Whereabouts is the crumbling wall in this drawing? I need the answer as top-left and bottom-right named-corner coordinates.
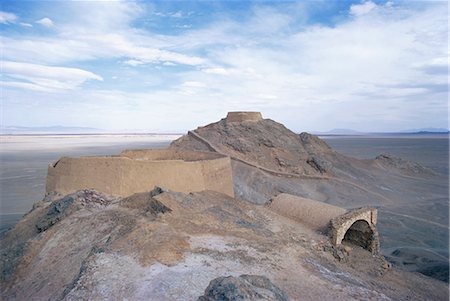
top-left (226, 112), bottom-right (263, 123)
top-left (268, 193), bottom-right (346, 232)
top-left (268, 193), bottom-right (379, 254)
top-left (46, 150), bottom-right (234, 198)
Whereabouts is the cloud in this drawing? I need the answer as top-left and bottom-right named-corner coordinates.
top-left (20, 22), bottom-right (33, 27)
top-left (59, 1), bottom-right (142, 33)
top-left (2, 1), bottom-right (448, 132)
top-left (36, 17), bottom-right (54, 27)
top-left (0, 11), bottom-right (17, 24)
top-left (349, 1), bottom-right (377, 16)
top-left (171, 11), bottom-right (183, 18)
top-left (4, 26), bottom-right (205, 67)
top-left (123, 59), bottom-right (145, 66)
top-left (2, 61), bottom-right (103, 91)
top-left (1, 81), bottom-right (56, 93)
top-left (153, 10), bottom-right (185, 18)
top-left (176, 24), bottom-right (192, 29)
top-left (202, 67), bottom-right (233, 76)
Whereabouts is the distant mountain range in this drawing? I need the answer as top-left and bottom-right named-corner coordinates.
top-left (2, 125), bottom-right (448, 135)
top-left (313, 128), bottom-right (449, 136)
top-left (0, 126), bottom-right (184, 135)
top-left (1, 126), bottom-right (101, 134)
top-left (400, 128), bottom-right (450, 133)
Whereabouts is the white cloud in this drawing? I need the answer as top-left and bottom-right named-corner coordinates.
top-left (2, 61), bottom-right (103, 91)
top-left (255, 94), bottom-right (278, 100)
top-left (0, 11), bottom-right (17, 24)
top-left (36, 17), bottom-right (54, 27)
top-left (123, 59), bottom-right (145, 66)
top-left (176, 24), bottom-right (192, 29)
top-left (19, 22), bottom-right (33, 27)
top-left (248, 6), bottom-right (292, 34)
top-left (182, 81), bottom-right (206, 88)
top-left (350, 1), bottom-right (377, 16)
top-left (3, 31), bottom-right (205, 67)
top-left (202, 67), bottom-right (232, 76)
top-left (171, 11), bottom-right (183, 18)
top-left (2, 1), bottom-right (447, 131)
top-left (1, 81), bottom-right (54, 92)
top-left (153, 10), bottom-right (184, 18)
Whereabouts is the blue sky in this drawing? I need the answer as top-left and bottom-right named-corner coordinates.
top-left (1, 0), bottom-right (448, 132)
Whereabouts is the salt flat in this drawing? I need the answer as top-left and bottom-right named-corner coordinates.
top-left (0, 134), bottom-right (181, 216)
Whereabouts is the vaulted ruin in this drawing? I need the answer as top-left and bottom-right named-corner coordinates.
top-left (269, 193), bottom-right (379, 254)
top-left (330, 207), bottom-right (379, 253)
top-left (45, 112), bottom-right (380, 254)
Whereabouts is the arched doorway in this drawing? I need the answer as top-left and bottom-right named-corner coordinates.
top-left (342, 220), bottom-right (375, 252)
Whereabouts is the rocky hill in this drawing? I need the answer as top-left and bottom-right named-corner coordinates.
top-left (170, 113), bottom-right (449, 283)
top-left (171, 117), bottom-right (335, 176)
top-left (1, 112), bottom-right (448, 300)
top-left (1, 188), bottom-right (447, 300)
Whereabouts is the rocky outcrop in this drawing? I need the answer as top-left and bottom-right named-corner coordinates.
top-left (374, 154), bottom-right (435, 175)
top-left (36, 195), bottom-right (75, 232)
top-left (36, 189), bottom-right (118, 232)
top-left (198, 275), bottom-right (289, 301)
top-left (119, 190), bottom-right (172, 219)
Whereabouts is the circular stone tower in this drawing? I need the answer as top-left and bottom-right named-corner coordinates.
top-left (226, 112), bottom-right (263, 123)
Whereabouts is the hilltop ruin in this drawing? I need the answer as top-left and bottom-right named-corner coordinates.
top-left (46, 149), bottom-right (234, 198)
top-left (44, 112), bottom-right (379, 253)
top-left (269, 194), bottom-right (379, 254)
top-left (2, 112), bottom-right (448, 301)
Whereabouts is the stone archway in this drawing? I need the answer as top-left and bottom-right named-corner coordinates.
top-left (342, 220), bottom-right (375, 252)
top-left (330, 207), bottom-right (380, 254)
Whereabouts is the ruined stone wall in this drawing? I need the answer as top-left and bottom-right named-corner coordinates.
top-left (268, 193), bottom-right (346, 232)
top-left (268, 193), bottom-right (379, 253)
top-left (46, 150), bottom-right (234, 198)
top-left (330, 207), bottom-right (379, 254)
top-left (226, 112), bottom-right (263, 123)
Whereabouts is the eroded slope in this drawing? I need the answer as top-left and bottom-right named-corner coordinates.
top-left (1, 189), bottom-right (447, 301)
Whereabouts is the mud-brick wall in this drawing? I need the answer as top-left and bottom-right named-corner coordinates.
top-left (200, 157), bottom-right (235, 197)
top-left (46, 155), bottom-right (234, 198)
top-left (269, 193), bottom-right (346, 232)
top-left (226, 112), bottom-right (263, 123)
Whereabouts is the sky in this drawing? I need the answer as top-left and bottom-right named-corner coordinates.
top-left (1, 0), bottom-right (448, 133)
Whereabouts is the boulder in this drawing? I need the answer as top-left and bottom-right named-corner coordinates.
top-left (198, 274), bottom-right (289, 301)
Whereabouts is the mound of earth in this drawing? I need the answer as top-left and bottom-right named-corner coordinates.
top-left (1, 188), bottom-right (448, 300)
top-left (171, 118), bottom-right (335, 175)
